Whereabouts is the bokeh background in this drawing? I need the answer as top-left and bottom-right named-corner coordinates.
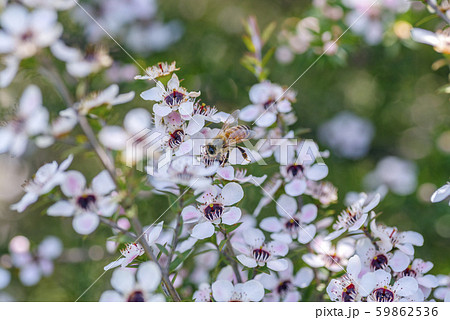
top-left (0, 0), bottom-right (449, 301)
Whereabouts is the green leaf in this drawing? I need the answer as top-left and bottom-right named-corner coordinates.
top-left (261, 47), bottom-right (275, 67)
top-left (169, 249), bottom-right (193, 273)
top-left (261, 22), bottom-right (276, 43)
top-left (242, 35), bottom-right (255, 53)
top-left (218, 239), bottom-right (227, 251)
top-left (156, 243), bottom-right (169, 256)
top-left (223, 222), bottom-right (243, 233)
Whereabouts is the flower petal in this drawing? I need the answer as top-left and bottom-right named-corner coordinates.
top-left (47, 200), bottom-right (74, 217)
top-left (267, 258), bottom-right (288, 271)
top-left (181, 205), bottom-right (201, 223)
top-left (72, 213), bottom-right (99, 235)
top-left (285, 179), bottom-right (307, 197)
top-left (110, 268), bottom-right (135, 294)
top-left (221, 182), bottom-right (244, 206)
top-left (137, 261), bottom-right (161, 292)
top-left (237, 254), bottom-right (257, 268)
top-left (92, 170), bottom-right (116, 195)
top-left (221, 207), bottom-right (241, 225)
top-left (260, 217), bottom-right (283, 233)
top-left (211, 280), bottom-right (233, 302)
top-left (192, 221), bottom-right (215, 239)
top-left (61, 171), bottom-right (85, 197)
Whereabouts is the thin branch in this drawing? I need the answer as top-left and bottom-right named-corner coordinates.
top-left (167, 211), bottom-right (183, 272)
top-left (425, 0), bottom-right (450, 25)
top-left (131, 217), bottom-right (182, 302)
top-left (99, 217), bottom-right (136, 238)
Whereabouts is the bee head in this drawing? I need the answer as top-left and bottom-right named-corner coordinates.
top-left (206, 144), bottom-right (217, 156)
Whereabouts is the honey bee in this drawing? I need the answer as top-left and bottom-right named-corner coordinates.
top-left (202, 110), bottom-right (255, 166)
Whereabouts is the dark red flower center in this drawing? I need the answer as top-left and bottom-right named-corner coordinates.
top-left (285, 218), bottom-right (300, 233)
top-left (287, 164), bottom-right (304, 178)
top-left (127, 290), bottom-right (145, 302)
top-left (342, 283), bottom-right (356, 302)
top-left (77, 194), bottom-right (97, 210)
top-left (370, 254), bottom-right (388, 270)
top-left (203, 203), bottom-right (224, 221)
top-left (373, 287), bottom-right (395, 302)
top-left (401, 267), bottom-right (417, 278)
top-left (164, 90), bottom-right (185, 105)
top-left (277, 280), bottom-right (292, 296)
top-left (252, 248), bottom-right (270, 262)
top-left (168, 129), bottom-right (184, 148)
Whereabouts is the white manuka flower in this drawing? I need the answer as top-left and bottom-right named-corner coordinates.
top-left (233, 228), bottom-right (289, 272)
top-left (51, 41), bottom-right (113, 78)
top-left (303, 236), bottom-right (355, 272)
top-left (325, 192), bottom-right (380, 241)
top-left (366, 269), bottom-right (419, 302)
top-left (11, 154), bottom-right (73, 212)
top-left (20, 0), bottom-right (75, 10)
top-left (0, 85), bottom-right (49, 157)
top-left (140, 73), bottom-right (200, 117)
top-left (10, 235), bottom-right (63, 286)
top-left (193, 283), bottom-right (213, 302)
top-left (181, 182), bottom-right (243, 239)
top-left (327, 255), bottom-right (377, 302)
top-left (260, 194), bottom-right (317, 244)
top-left (135, 61), bottom-right (179, 80)
top-left (0, 267), bottom-right (11, 290)
top-left (431, 182), bottom-right (450, 205)
top-left (411, 28), bottom-right (450, 55)
top-left (47, 170), bottom-right (118, 235)
top-left (104, 222), bottom-right (164, 271)
top-left (434, 275), bottom-right (450, 302)
top-left (211, 279), bottom-right (265, 302)
top-left (99, 108), bottom-right (153, 162)
top-left (75, 84), bottom-right (135, 116)
top-left (0, 55), bottom-right (19, 88)
top-left (305, 180), bottom-right (338, 206)
top-left (356, 238), bottom-right (410, 273)
top-left (279, 141), bottom-right (329, 197)
top-left (396, 259), bottom-right (438, 297)
top-left (239, 81), bottom-right (295, 128)
top-left (0, 4), bottom-right (62, 59)
top-left (256, 260), bottom-right (314, 302)
top-left (100, 261), bottom-right (165, 302)
top-left (371, 219), bottom-right (424, 256)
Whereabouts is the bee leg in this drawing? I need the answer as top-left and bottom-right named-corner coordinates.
top-left (220, 151), bottom-right (230, 167)
top-left (237, 146), bottom-right (250, 162)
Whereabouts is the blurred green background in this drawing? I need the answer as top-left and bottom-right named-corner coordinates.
top-left (0, 0), bottom-right (449, 301)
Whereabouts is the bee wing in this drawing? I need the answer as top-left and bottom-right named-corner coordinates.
top-left (227, 125), bottom-right (255, 145)
top-left (218, 110), bottom-right (240, 136)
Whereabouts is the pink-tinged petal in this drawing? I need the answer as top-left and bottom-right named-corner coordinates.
top-left (326, 279), bottom-right (341, 301)
top-left (255, 112), bottom-right (277, 127)
top-left (374, 269), bottom-right (391, 287)
top-left (298, 224), bottom-right (316, 244)
top-left (276, 100), bottom-right (292, 113)
top-left (50, 41), bottom-right (81, 62)
top-left (396, 243), bottom-right (414, 256)
top-left (237, 254), bottom-right (257, 268)
top-left (137, 261), bottom-right (161, 292)
top-left (260, 217), bottom-right (283, 233)
top-left (92, 170), bottom-right (115, 195)
top-left (221, 207), bottom-right (241, 225)
top-left (232, 241), bottom-right (250, 255)
top-left (285, 178), bottom-right (307, 197)
top-left (300, 203), bottom-right (317, 223)
top-left (140, 86), bottom-right (164, 101)
top-left (324, 229), bottom-right (345, 241)
top-left (302, 253), bottom-right (325, 268)
top-left (72, 213), bottom-right (99, 235)
top-left (348, 213), bottom-right (368, 231)
top-left (305, 164), bottom-right (328, 181)
top-left (267, 241), bottom-right (289, 256)
top-left (431, 183), bottom-right (450, 203)
top-left (221, 182), bottom-right (244, 206)
top-left (239, 104), bottom-right (260, 122)
top-left (59, 154), bottom-right (74, 171)
top-left (185, 114), bottom-right (205, 135)
top-left (192, 222), bottom-right (215, 239)
top-left (243, 280), bottom-right (265, 301)
top-left (181, 205), bottom-right (201, 223)
top-left (402, 231), bottom-right (424, 246)
top-left (47, 200), bottom-right (75, 217)
top-left (197, 185), bottom-right (218, 203)
top-left (276, 194), bottom-right (297, 218)
top-left (271, 232), bottom-right (292, 244)
top-left (146, 221), bottom-right (164, 245)
top-left (418, 275), bottom-right (438, 289)
top-left (362, 193), bottom-right (381, 213)
top-left (61, 170), bottom-right (85, 197)
top-left (153, 104), bottom-right (171, 117)
top-left (346, 255), bottom-right (362, 279)
top-left (124, 108), bottom-right (151, 135)
top-left (179, 101), bottom-right (194, 116)
top-left (267, 258), bottom-right (288, 271)
top-left (1, 4), bottom-right (28, 36)
top-left (167, 74), bottom-right (179, 90)
top-left (359, 272), bottom-right (377, 297)
top-left (110, 268), bottom-right (135, 294)
top-left (11, 192), bottom-right (39, 213)
top-left (393, 276), bottom-right (418, 297)
top-left (19, 85), bottom-right (42, 116)
top-left (410, 28), bottom-right (440, 47)
top-left (211, 280), bottom-right (233, 302)
top-left (99, 290), bottom-right (123, 302)
top-left (294, 267), bottom-right (314, 288)
top-left (243, 228), bottom-right (265, 247)
top-left (389, 251), bottom-right (410, 273)
top-left (216, 166), bottom-right (234, 181)
top-left (104, 258), bottom-right (125, 271)
top-left (175, 140), bottom-right (193, 156)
